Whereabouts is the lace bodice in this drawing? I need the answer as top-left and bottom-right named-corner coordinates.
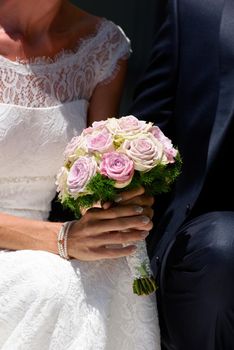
top-left (0, 19), bottom-right (131, 220)
top-left (0, 19), bottom-right (130, 108)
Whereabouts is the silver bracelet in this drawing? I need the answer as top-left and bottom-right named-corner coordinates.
top-left (57, 221), bottom-right (76, 260)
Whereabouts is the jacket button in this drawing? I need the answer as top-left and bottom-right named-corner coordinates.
top-left (155, 256), bottom-right (160, 265)
top-left (186, 204), bottom-right (191, 215)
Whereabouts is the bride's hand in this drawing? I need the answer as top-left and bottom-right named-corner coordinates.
top-left (67, 204), bottom-right (153, 261)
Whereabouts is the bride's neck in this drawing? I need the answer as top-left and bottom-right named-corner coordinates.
top-left (0, 0), bottom-right (66, 40)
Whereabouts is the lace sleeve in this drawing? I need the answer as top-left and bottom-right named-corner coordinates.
top-left (96, 21), bottom-right (132, 86)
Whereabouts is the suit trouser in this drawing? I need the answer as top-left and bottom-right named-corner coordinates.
top-left (158, 211), bottom-right (234, 350)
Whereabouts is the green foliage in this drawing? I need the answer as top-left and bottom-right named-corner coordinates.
top-left (62, 173), bottom-right (117, 216)
top-left (87, 173), bottom-right (116, 202)
top-left (62, 153), bottom-right (182, 215)
top-left (124, 154), bottom-right (182, 195)
top-left (140, 154), bottom-right (182, 195)
top-left (62, 197), bottom-right (82, 219)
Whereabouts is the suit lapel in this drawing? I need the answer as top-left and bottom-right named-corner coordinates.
top-left (207, 0), bottom-right (234, 170)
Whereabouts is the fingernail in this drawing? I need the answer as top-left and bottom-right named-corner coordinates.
top-left (130, 246), bottom-right (137, 254)
top-left (114, 195), bottom-right (122, 203)
top-left (134, 205), bottom-right (144, 213)
top-left (140, 216), bottom-right (150, 224)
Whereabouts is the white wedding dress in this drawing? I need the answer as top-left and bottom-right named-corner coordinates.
top-left (0, 19), bottom-right (161, 350)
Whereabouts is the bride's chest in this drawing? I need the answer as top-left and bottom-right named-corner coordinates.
top-left (0, 101), bottom-right (87, 178)
top-left (0, 57), bottom-right (91, 178)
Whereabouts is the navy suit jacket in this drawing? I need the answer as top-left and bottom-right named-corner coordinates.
top-left (130, 0), bottom-right (234, 282)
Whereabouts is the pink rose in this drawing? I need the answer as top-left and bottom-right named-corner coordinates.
top-left (150, 126), bottom-right (177, 163)
top-left (82, 121), bottom-right (107, 137)
top-left (100, 152), bottom-right (134, 188)
top-left (85, 127), bottom-right (114, 153)
top-left (121, 134), bottom-right (164, 171)
top-left (67, 156), bottom-right (97, 196)
top-left (118, 115), bottom-right (148, 132)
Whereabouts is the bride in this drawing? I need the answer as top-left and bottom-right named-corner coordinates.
top-left (0, 0), bottom-right (160, 349)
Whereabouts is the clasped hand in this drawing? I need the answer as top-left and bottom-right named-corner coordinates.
top-left (67, 187), bottom-right (154, 261)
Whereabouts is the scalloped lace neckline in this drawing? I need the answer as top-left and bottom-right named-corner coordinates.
top-left (0, 18), bottom-right (107, 67)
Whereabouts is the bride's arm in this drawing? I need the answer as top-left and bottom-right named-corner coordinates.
top-left (0, 212), bottom-right (59, 253)
top-left (87, 59), bottom-right (128, 125)
top-left (0, 196), bottom-right (153, 260)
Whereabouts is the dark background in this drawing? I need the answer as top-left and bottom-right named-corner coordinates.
top-left (72, 0), bottom-right (164, 112)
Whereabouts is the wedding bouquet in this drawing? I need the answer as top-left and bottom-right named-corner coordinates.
top-left (56, 115), bottom-right (181, 296)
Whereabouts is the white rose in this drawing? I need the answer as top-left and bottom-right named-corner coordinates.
top-left (120, 133), bottom-right (164, 172)
top-left (64, 135), bottom-right (87, 162)
top-left (56, 166), bottom-right (69, 202)
top-left (106, 115), bottom-right (153, 140)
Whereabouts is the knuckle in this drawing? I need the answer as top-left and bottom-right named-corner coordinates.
top-left (86, 220), bottom-right (96, 232)
top-left (110, 207), bottom-right (119, 218)
top-left (138, 186), bottom-right (145, 195)
top-left (85, 237), bottom-right (96, 247)
top-left (74, 223), bottom-right (86, 237)
top-left (83, 211), bottom-right (91, 221)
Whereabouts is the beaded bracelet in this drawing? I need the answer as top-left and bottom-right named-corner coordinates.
top-left (57, 221), bottom-right (76, 260)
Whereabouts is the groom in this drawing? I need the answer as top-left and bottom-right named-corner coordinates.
top-left (129, 0), bottom-right (234, 349)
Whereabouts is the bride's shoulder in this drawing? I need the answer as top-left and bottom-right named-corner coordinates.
top-left (66, 5), bottom-right (130, 48)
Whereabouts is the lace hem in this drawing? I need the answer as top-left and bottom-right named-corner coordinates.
top-left (0, 19), bottom-right (107, 67)
top-left (0, 19), bottom-right (129, 71)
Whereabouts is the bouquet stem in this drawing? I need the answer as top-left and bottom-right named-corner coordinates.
top-left (126, 240), bottom-right (157, 296)
top-left (133, 277), bottom-right (157, 296)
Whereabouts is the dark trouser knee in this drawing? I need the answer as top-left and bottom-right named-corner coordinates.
top-left (159, 211), bottom-right (234, 350)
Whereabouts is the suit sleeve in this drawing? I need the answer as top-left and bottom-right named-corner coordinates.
top-left (129, 3), bottom-right (178, 140)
